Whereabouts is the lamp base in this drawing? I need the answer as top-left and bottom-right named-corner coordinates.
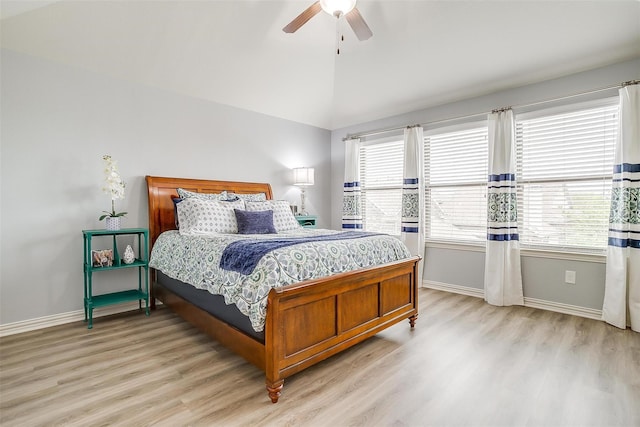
top-left (300, 187), bottom-right (307, 216)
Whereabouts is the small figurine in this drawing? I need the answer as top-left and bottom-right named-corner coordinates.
top-left (123, 245), bottom-right (135, 264)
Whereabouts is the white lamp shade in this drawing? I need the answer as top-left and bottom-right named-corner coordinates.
top-left (320, 0), bottom-right (356, 16)
top-left (293, 167), bottom-right (315, 186)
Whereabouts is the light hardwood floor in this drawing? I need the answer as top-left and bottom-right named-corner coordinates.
top-left (1, 288), bottom-right (639, 427)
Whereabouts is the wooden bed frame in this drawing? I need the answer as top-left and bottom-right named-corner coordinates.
top-left (146, 175), bottom-right (420, 403)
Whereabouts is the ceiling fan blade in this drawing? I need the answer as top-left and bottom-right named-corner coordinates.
top-left (345, 7), bottom-right (373, 41)
top-left (282, 1), bottom-right (322, 34)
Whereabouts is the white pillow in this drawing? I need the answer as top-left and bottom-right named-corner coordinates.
top-left (245, 200), bottom-right (301, 232)
top-left (177, 188), bottom-right (228, 201)
top-left (177, 198), bottom-right (245, 235)
top-left (227, 192), bottom-right (267, 202)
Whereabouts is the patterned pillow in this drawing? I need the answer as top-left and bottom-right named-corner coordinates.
top-left (227, 192), bottom-right (267, 202)
top-left (177, 188), bottom-right (228, 201)
top-left (234, 209), bottom-right (276, 234)
top-left (177, 198), bottom-right (245, 235)
top-left (245, 200), bottom-right (301, 232)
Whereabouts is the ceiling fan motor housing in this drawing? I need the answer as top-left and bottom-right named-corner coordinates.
top-left (320, 0), bottom-right (357, 16)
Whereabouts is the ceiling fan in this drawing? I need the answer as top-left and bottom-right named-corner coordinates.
top-left (283, 0), bottom-right (373, 49)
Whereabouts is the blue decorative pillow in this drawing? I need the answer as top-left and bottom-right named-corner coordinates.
top-left (172, 197), bottom-right (183, 229)
top-left (245, 200), bottom-right (301, 232)
top-left (234, 209), bottom-right (276, 234)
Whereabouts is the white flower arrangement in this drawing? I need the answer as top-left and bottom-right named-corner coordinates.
top-left (99, 155), bottom-right (127, 220)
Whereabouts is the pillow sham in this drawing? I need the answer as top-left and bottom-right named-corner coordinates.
top-left (177, 188), bottom-right (228, 201)
top-left (234, 209), bottom-right (276, 234)
top-left (172, 197), bottom-right (183, 229)
top-left (227, 192), bottom-right (267, 202)
top-left (177, 198), bottom-right (245, 235)
top-left (245, 200), bottom-right (301, 232)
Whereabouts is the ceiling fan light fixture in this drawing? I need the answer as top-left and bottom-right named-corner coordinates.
top-left (320, 0), bottom-right (356, 17)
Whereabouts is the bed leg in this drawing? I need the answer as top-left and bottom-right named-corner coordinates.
top-left (266, 380), bottom-right (284, 403)
top-left (409, 314), bottom-right (418, 328)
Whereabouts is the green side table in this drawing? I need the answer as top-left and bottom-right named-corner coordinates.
top-left (296, 215), bottom-right (318, 228)
top-left (82, 228), bottom-right (150, 329)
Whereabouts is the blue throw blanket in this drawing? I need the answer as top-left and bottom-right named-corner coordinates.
top-left (220, 231), bottom-right (381, 275)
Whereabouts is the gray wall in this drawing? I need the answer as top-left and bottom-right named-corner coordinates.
top-left (0, 49), bottom-right (331, 325)
top-left (2, 47), bottom-right (638, 326)
top-left (330, 57), bottom-right (640, 311)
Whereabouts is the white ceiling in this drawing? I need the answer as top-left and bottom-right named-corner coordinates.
top-left (2, 0), bottom-right (639, 130)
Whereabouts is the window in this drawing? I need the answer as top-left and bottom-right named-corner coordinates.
top-left (516, 100), bottom-right (618, 252)
top-left (360, 139), bottom-right (404, 235)
top-left (425, 125), bottom-right (488, 243)
top-left (355, 98), bottom-right (618, 254)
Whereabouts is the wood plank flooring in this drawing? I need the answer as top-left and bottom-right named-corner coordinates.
top-left (1, 288), bottom-right (639, 426)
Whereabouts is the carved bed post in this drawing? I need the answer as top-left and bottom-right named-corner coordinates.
top-left (409, 260), bottom-right (420, 328)
top-left (409, 314), bottom-right (418, 328)
top-left (266, 380), bottom-right (284, 404)
top-left (265, 288), bottom-right (283, 403)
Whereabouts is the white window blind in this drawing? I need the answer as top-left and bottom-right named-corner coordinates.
top-left (516, 101), bottom-right (618, 252)
top-left (359, 140), bottom-right (404, 235)
top-left (425, 126), bottom-right (488, 242)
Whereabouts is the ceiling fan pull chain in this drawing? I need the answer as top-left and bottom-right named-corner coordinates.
top-left (335, 13), bottom-right (341, 54)
top-left (335, 12), bottom-right (345, 55)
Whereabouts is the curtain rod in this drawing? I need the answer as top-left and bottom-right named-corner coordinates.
top-left (343, 79), bottom-right (639, 141)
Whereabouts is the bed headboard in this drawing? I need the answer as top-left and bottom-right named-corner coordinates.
top-left (145, 176), bottom-right (273, 249)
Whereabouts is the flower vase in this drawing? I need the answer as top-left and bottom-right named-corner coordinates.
top-left (105, 216), bottom-right (121, 231)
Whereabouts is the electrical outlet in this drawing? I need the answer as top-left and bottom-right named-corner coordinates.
top-left (565, 270), bottom-right (576, 284)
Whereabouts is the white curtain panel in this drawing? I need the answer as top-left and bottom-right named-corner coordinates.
top-left (484, 109), bottom-right (524, 306)
top-left (603, 84), bottom-right (640, 332)
top-left (401, 126), bottom-right (425, 279)
top-left (342, 138), bottom-right (363, 230)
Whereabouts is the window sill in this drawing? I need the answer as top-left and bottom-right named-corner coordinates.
top-left (520, 248), bottom-right (605, 263)
top-left (425, 240), bottom-right (606, 263)
top-left (426, 240), bottom-right (485, 252)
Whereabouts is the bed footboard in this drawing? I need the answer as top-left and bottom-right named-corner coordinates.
top-left (264, 255), bottom-right (420, 403)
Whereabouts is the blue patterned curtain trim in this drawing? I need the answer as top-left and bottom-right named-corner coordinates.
top-left (403, 178), bottom-right (419, 185)
top-left (344, 181), bottom-right (361, 188)
top-left (609, 228), bottom-right (640, 234)
top-left (488, 173), bottom-right (516, 182)
top-left (342, 223), bottom-right (363, 229)
top-left (609, 187), bottom-right (639, 226)
top-left (608, 237), bottom-right (640, 248)
top-left (486, 192), bottom-right (518, 225)
top-left (612, 163), bottom-right (640, 183)
top-left (488, 184), bottom-right (516, 189)
top-left (613, 163), bottom-right (640, 173)
top-left (613, 178), bottom-right (640, 183)
top-left (488, 233), bottom-right (520, 241)
top-left (489, 226), bottom-right (519, 230)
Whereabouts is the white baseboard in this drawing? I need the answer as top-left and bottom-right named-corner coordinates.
top-left (2, 280), bottom-right (604, 337)
top-left (0, 302), bottom-right (149, 337)
top-left (423, 280), bottom-right (485, 299)
top-left (422, 280), bottom-right (603, 321)
top-left (522, 297), bottom-right (602, 320)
